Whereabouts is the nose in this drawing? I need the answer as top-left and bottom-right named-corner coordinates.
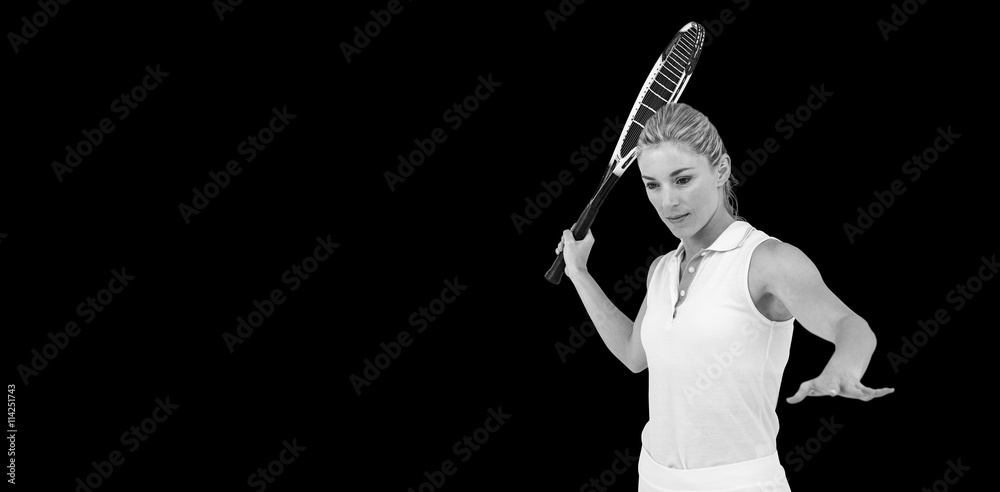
top-left (659, 188), bottom-right (680, 210)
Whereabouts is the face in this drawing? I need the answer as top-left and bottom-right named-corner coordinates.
top-left (637, 141), bottom-right (729, 236)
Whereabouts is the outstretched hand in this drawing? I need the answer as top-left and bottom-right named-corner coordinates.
top-left (786, 366), bottom-right (894, 404)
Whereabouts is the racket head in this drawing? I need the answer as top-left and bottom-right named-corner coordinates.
top-left (606, 22), bottom-right (705, 178)
top-left (545, 22), bottom-right (704, 285)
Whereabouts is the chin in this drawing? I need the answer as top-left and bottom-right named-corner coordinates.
top-left (671, 217), bottom-right (705, 236)
top-left (663, 219), bottom-right (689, 235)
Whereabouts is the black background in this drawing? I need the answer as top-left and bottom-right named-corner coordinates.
top-left (2, 0), bottom-right (990, 491)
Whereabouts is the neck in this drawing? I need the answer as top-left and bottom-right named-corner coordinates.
top-left (681, 207), bottom-right (736, 260)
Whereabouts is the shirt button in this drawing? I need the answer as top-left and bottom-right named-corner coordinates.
top-left (688, 266), bottom-right (695, 273)
top-left (680, 290), bottom-right (686, 296)
top-left (700, 252), bottom-right (706, 256)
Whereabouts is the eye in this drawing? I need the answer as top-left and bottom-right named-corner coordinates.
top-left (645, 182), bottom-right (659, 190)
top-left (676, 176), bottom-right (691, 185)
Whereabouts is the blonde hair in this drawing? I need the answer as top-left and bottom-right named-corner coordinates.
top-left (635, 102), bottom-right (742, 221)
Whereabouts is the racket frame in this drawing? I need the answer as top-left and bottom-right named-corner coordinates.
top-left (545, 22), bottom-right (704, 285)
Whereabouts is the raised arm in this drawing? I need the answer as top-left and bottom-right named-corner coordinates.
top-left (557, 228), bottom-right (651, 373)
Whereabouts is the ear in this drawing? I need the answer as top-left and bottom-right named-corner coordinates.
top-left (716, 153), bottom-right (732, 186)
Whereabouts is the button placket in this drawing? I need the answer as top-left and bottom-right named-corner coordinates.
top-left (673, 250), bottom-right (706, 316)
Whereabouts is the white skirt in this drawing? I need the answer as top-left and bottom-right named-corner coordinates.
top-left (638, 446), bottom-right (791, 492)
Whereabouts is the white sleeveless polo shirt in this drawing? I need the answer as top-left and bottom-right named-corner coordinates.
top-left (639, 220), bottom-right (795, 470)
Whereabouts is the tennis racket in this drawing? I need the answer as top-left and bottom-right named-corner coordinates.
top-left (545, 21), bottom-right (706, 285)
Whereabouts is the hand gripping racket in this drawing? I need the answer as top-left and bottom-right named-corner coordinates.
top-left (545, 21), bottom-right (706, 284)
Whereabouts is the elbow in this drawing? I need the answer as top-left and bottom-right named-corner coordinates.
top-left (857, 315), bottom-right (878, 345)
top-left (626, 359), bottom-right (647, 374)
top-left (624, 341), bottom-right (647, 373)
top-left (838, 314), bottom-right (877, 351)
top-left (837, 313), bottom-right (875, 337)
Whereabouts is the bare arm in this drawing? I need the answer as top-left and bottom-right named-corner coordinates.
top-left (755, 239), bottom-right (893, 403)
top-left (758, 239), bottom-right (876, 365)
top-left (566, 266), bottom-right (650, 373)
top-left (556, 226), bottom-right (659, 373)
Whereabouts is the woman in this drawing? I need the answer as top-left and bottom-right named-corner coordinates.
top-left (555, 103), bottom-right (893, 491)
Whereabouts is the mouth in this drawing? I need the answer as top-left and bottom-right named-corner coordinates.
top-left (666, 213), bottom-right (689, 223)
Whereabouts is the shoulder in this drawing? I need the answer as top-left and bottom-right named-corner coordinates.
top-left (646, 254), bottom-right (667, 289)
top-left (750, 238), bottom-right (822, 289)
top-left (753, 238), bottom-right (812, 267)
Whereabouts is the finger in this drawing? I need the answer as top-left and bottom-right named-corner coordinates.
top-left (809, 386), bottom-right (839, 397)
top-left (786, 381), bottom-right (815, 404)
top-left (835, 384), bottom-right (869, 401)
top-left (852, 383), bottom-right (876, 401)
top-left (862, 386), bottom-right (895, 399)
top-left (807, 381), bottom-right (840, 398)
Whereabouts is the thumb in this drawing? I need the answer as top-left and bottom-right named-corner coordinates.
top-left (786, 380), bottom-right (813, 405)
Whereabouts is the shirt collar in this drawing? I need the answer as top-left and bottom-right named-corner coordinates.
top-left (671, 220), bottom-right (755, 261)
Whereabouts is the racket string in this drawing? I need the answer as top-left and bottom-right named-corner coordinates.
top-left (611, 23), bottom-right (704, 164)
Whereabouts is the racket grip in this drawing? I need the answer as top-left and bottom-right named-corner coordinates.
top-left (545, 252), bottom-right (569, 285)
top-left (545, 173), bottom-right (619, 284)
top-left (544, 213), bottom-right (591, 285)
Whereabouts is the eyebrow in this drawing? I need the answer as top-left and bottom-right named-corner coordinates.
top-left (641, 167), bottom-right (693, 180)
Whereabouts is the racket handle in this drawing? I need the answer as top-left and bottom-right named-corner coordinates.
top-left (545, 252), bottom-right (569, 285)
top-left (544, 173), bottom-right (620, 285)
